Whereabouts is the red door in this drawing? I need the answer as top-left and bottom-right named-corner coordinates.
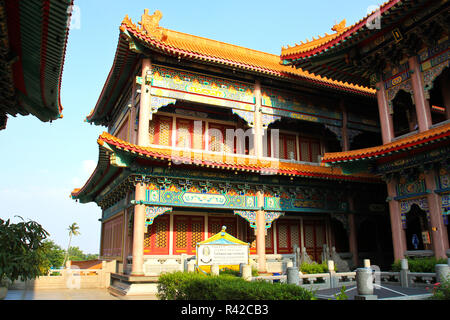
top-left (144, 215), bottom-right (169, 255)
top-left (174, 216), bottom-right (205, 255)
top-left (276, 220), bottom-right (301, 254)
top-left (303, 220), bottom-right (326, 262)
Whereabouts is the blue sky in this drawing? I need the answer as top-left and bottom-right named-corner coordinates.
top-left (0, 0), bottom-right (381, 254)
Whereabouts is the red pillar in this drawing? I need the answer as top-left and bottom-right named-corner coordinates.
top-left (409, 56), bottom-right (433, 132)
top-left (424, 171), bottom-right (449, 259)
top-left (386, 180), bottom-right (407, 261)
top-left (376, 81), bottom-right (395, 144)
top-left (256, 190), bottom-right (267, 273)
top-left (131, 183), bottom-right (147, 275)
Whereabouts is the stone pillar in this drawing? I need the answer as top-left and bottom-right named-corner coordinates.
top-left (137, 58), bottom-right (152, 147)
top-left (355, 268), bottom-right (377, 300)
top-left (254, 80), bottom-right (263, 158)
top-left (376, 81), bottom-right (395, 144)
top-left (409, 56), bottom-right (432, 132)
top-left (286, 267), bottom-right (299, 285)
top-left (386, 180), bottom-right (407, 261)
top-left (424, 171), bottom-right (449, 259)
top-left (256, 190), bottom-right (267, 273)
top-left (435, 264), bottom-right (450, 283)
top-left (131, 183), bottom-right (147, 275)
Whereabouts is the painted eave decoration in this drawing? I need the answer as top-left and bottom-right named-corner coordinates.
top-left (322, 122), bottom-right (450, 164)
top-left (0, 0), bottom-right (73, 129)
top-left (86, 9), bottom-right (376, 126)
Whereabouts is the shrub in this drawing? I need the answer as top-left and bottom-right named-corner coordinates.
top-left (391, 257), bottom-right (448, 273)
top-left (157, 272), bottom-right (315, 300)
top-left (300, 261), bottom-right (333, 274)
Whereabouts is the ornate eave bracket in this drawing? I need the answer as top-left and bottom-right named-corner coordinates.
top-left (145, 206), bottom-right (173, 229)
top-left (261, 114), bottom-right (281, 129)
top-left (232, 109), bottom-right (255, 127)
top-left (330, 213), bottom-right (350, 235)
top-left (150, 96), bottom-right (177, 116)
top-left (234, 210), bottom-right (284, 230)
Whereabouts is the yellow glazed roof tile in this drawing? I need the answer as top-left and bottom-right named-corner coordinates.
top-left (120, 12), bottom-right (376, 95)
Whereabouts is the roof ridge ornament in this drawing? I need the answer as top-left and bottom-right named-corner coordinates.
top-left (138, 9), bottom-right (167, 41)
top-left (331, 19), bottom-right (346, 33)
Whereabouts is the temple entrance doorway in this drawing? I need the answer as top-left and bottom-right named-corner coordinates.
top-left (405, 204), bottom-right (430, 251)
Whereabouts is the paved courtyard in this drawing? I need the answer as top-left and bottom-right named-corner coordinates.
top-left (4, 289), bottom-right (158, 300)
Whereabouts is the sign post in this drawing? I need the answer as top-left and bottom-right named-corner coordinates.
top-left (196, 226), bottom-right (250, 273)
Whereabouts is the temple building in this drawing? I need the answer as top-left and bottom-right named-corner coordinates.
top-left (71, 6), bottom-right (423, 282)
top-left (282, 0), bottom-right (449, 261)
top-left (0, 0), bottom-right (73, 130)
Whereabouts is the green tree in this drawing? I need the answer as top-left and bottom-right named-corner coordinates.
top-left (0, 217), bottom-right (50, 284)
top-left (41, 240), bottom-right (65, 269)
top-left (63, 223), bottom-right (81, 266)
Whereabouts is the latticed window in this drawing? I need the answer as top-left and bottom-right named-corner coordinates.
top-left (174, 216), bottom-right (205, 255)
top-left (299, 138), bottom-right (321, 163)
top-left (278, 134), bottom-right (297, 160)
top-left (276, 220), bottom-right (301, 254)
top-left (208, 217), bottom-right (237, 238)
top-left (208, 124), bottom-right (234, 153)
top-left (144, 215), bottom-right (169, 255)
top-left (150, 115), bottom-right (172, 146)
top-left (303, 220), bottom-right (327, 262)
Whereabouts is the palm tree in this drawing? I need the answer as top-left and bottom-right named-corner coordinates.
top-left (63, 223), bottom-right (81, 267)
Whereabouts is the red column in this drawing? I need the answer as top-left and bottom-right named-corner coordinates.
top-left (131, 183), bottom-right (147, 275)
top-left (137, 58), bottom-right (152, 147)
top-left (424, 171), bottom-right (449, 259)
top-left (256, 190), bottom-right (267, 273)
top-left (409, 56), bottom-right (432, 132)
top-left (376, 81), bottom-right (395, 144)
top-left (386, 180), bottom-right (407, 261)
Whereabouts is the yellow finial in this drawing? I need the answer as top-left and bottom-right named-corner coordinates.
top-left (332, 19), bottom-right (346, 33)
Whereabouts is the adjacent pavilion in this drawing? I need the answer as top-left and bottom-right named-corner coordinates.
top-left (0, 0), bottom-right (73, 130)
top-left (72, 7), bottom-right (418, 284)
top-left (281, 0), bottom-right (450, 260)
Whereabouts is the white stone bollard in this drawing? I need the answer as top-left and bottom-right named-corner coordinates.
top-left (287, 267), bottom-right (299, 285)
top-left (364, 259), bottom-right (371, 268)
top-left (187, 260), bottom-right (196, 273)
top-left (242, 265), bottom-right (252, 281)
top-left (211, 264), bottom-right (220, 276)
top-left (286, 261), bottom-right (294, 268)
top-left (400, 258), bottom-right (409, 288)
top-left (328, 260), bottom-right (337, 288)
top-left (435, 264), bottom-right (450, 283)
top-left (355, 268), bottom-right (377, 300)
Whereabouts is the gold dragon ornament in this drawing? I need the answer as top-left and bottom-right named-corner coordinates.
top-left (139, 9), bottom-right (167, 41)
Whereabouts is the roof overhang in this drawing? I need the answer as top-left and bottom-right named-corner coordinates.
top-left (0, 0), bottom-right (73, 129)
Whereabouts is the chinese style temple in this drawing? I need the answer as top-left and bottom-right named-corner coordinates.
top-left (282, 0), bottom-right (450, 261)
top-left (71, 2), bottom-right (448, 286)
top-left (0, 0), bottom-right (73, 130)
